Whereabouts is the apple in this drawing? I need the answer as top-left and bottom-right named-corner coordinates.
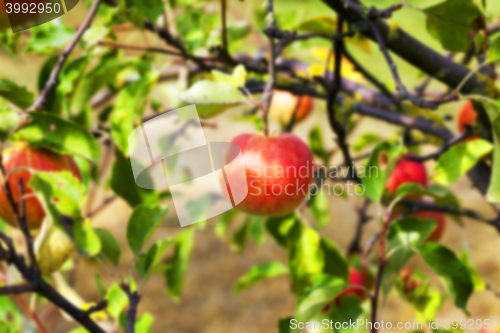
top-left (269, 90), bottom-right (313, 126)
top-left (0, 145), bottom-right (81, 229)
top-left (37, 226), bottom-right (76, 275)
top-left (458, 101), bottom-right (481, 141)
top-left (390, 201), bottom-right (446, 243)
top-left (228, 132), bottom-right (314, 216)
top-left (412, 209), bottom-right (446, 242)
top-left (322, 267), bottom-right (366, 312)
top-left (386, 154), bottom-right (428, 194)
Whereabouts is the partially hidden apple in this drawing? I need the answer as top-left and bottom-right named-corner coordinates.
top-left (37, 226), bottom-right (76, 275)
top-left (269, 90), bottom-right (313, 126)
top-left (458, 101), bottom-right (481, 141)
top-left (322, 267), bottom-right (367, 313)
top-left (0, 145), bottom-right (81, 229)
top-left (228, 132), bottom-right (314, 216)
top-left (386, 154), bottom-right (428, 195)
top-left (412, 209), bottom-right (446, 242)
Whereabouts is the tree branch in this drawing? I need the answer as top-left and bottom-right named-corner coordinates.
top-left (321, 0), bottom-right (491, 96)
top-left (30, 0), bottom-right (102, 112)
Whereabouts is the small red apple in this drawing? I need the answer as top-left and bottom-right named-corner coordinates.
top-left (322, 268), bottom-right (366, 313)
top-left (269, 90), bottom-right (313, 126)
top-left (458, 101), bottom-right (481, 141)
top-left (228, 132), bottom-right (313, 216)
top-left (386, 154), bottom-right (428, 194)
top-left (412, 209), bottom-right (446, 242)
top-left (390, 201), bottom-right (446, 243)
top-left (0, 145), bottom-right (81, 229)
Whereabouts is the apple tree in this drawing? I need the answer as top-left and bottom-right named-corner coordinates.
top-left (0, 0), bottom-right (499, 332)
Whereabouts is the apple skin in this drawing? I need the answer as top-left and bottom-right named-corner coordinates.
top-left (228, 133), bottom-right (314, 217)
top-left (458, 101), bottom-right (481, 141)
top-left (269, 90), bottom-right (313, 126)
top-left (386, 154), bottom-right (428, 194)
top-left (0, 145), bottom-right (81, 230)
top-left (322, 268), bottom-right (366, 313)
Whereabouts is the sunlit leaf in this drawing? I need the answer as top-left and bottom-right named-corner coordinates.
top-left (234, 262), bottom-right (288, 293)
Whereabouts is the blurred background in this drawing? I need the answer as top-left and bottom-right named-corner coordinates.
top-left (2, 0), bottom-right (500, 332)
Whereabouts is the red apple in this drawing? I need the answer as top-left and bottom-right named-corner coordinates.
top-left (228, 132), bottom-right (314, 216)
top-left (269, 90), bottom-right (313, 126)
top-left (322, 268), bottom-right (366, 313)
top-left (386, 154), bottom-right (428, 194)
top-left (390, 201), bottom-right (446, 243)
top-left (458, 101), bottom-right (481, 141)
top-left (412, 209), bottom-right (446, 242)
top-left (0, 145), bottom-right (81, 229)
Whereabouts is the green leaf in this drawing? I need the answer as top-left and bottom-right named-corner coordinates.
top-left (249, 216), bottom-right (265, 245)
top-left (126, 0), bottom-right (163, 24)
top-left (227, 22), bottom-right (251, 42)
top-left (296, 16), bottom-right (336, 35)
top-left (81, 26), bottom-right (110, 50)
top-left (424, 0), bottom-right (483, 52)
top-left (416, 243), bottom-right (473, 311)
top-left (382, 217), bottom-right (437, 296)
top-left (326, 295), bottom-right (364, 333)
top-left (230, 218), bottom-right (250, 253)
top-left (0, 78), bottom-right (34, 109)
top-left (321, 238), bottom-right (348, 282)
top-left (287, 222), bottom-right (324, 295)
top-left (278, 317), bottom-right (294, 333)
top-left (352, 132), bottom-right (382, 152)
top-left (308, 126), bottom-right (330, 163)
top-left (212, 64), bottom-right (247, 88)
top-left (0, 105), bottom-right (20, 141)
top-left (265, 214), bottom-right (299, 247)
top-left (135, 313), bottom-right (154, 333)
top-left (26, 23), bottom-right (76, 54)
top-left (28, 171), bottom-right (86, 223)
top-left (180, 80), bottom-right (249, 118)
top-left (165, 228), bottom-right (194, 301)
top-left (397, 270), bottom-right (446, 322)
top-left (487, 36), bottom-right (500, 63)
top-left (106, 283), bottom-right (129, 318)
top-left (111, 72), bottom-right (159, 153)
top-left (433, 139), bottom-right (493, 185)
top-left (71, 50), bottom-right (125, 116)
top-left (95, 229), bottom-right (121, 266)
top-left (0, 297), bottom-right (22, 331)
top-left (460, 248), bottom-right (485, 291)
top-left (362, 141), bottom-right (402, 203)
top-left (74, 219), bottom-right (102, 256)
top-left (136, 237), bottom-right (171, 278)
top-left (110, 148), bottom-right (158, 207)
top-left (482, 100), bottom-right (500, 202)
top-left (127, 205), bottom-right (168, 254)
top-left (310, 191), bottom-right (329, 229)
top-left (295, 275), bottom-right (344, 323)
top-left (234, 262), bottom-right (288, 293)
top-left (95, 273), bottom-right (107, 299)
top-left (11, 112), bottom-right (100, 162)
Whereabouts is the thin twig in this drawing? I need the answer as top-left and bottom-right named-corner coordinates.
top-left (0, 283), bottom-right (37, 295)
top-left (343, 49), bottom-right (396, 104)
top-left (347, 199), bottom-right (371, 257)
top-left (221, 0), bottom-right (228, 54)
top-left (404, 130), bottom-right (471, 162)
top-left (122, 284), bottom-right (141, 333)
top-left (260, 0), bottom-right (277, 137)
top-left (30, 0), bottom-right (102, 112)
